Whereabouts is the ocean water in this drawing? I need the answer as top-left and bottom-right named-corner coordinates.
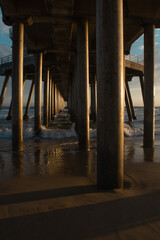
top-left (124, 106), bottom-right (160, 136)
top-left (0, 107), bottom-right (78, 140)
top-left (0, 106), bottom-right (159, 139)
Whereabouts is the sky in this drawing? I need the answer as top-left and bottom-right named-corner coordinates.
top-left (0, 11), bottom-right (12, 107)
top-left (0, 11), bottom-right (160, 107)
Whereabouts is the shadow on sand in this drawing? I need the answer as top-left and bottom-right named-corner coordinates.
top-left (0, 185), bottom-right (160, 239)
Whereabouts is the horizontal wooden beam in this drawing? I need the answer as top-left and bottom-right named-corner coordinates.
top-left (27, 15), bottom-right (96, 26)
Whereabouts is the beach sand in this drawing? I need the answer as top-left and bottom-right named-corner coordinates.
top-left (0, 130), bottom-right (160, 239)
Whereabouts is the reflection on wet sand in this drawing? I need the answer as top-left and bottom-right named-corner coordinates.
top-left (0, 138), bottom-right (94, 179)
top-left (0, 153), bottom-right (5, 173)
top-left (124, 136), bottom-right (159, 163)
top-left (12, 152), bottom-right (24, 176)
top-left (34, 148), bottom-right (42, 175)
top-left (0, 135), bottom-right (160, 180)
top-left (143, 147), bottom-right (155, 162)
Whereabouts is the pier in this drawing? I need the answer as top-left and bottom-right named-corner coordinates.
top-left (0, 1), bottom-right (160, 239)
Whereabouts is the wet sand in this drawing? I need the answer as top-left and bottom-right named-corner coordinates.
top-left (0, 118), bottom-right (160, 239)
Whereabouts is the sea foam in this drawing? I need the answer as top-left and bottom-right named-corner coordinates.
top-left (0, 107), bottom-right (160, 140)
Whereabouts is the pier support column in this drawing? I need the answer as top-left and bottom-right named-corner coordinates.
top-left (68, 79), bottom-right (72, 113)
top-left (77, 20), bottom-right (90, 150)
top-left (0, 75), bottom-right (10, 111)
top-left (43, 68), bottom-right (49, 127)
top-left (12, 23), bottom-right (24, 151)
top-left (51, 81), bottom-right (55, 119)
top-left (62, 96), bottom-right (64, 110)
top-left (144, 24), bottom-right (155, 148)
top-left (140, 75), bottom-right (144, 104)
top-left (24, 80), bottom-right (35, 120)
top-left (48, 74), bottom-right (52, 122)
top-left (125, 79), bottom-right (136, 122)
top-left (35, 52), bottom-right (43, 134)
top-left (70, 76), bottom-right (75, 121)
top-left (74, 61), bottom-right (79, 133)
top-left (126, 80), bottom-right (136, 120)
top-left (96, 0), bottom-right (124, 189)
top-left (56, 85), bottom-right (58, 114)
top-left (57, 89), bottom-right (61, 112)
top-left (125, 82), bottom-right (133, 122)
top-left (57, 88), bottom-right (61, 112)
top-left (6, 99), bottom-right (12, 120)
top-left (54, 84), bottom-right (57, 115)
top-left (90, 75), bottom-right (97, 122)
top-left (59, 94), bottom-right (62, 111)
top-left (70, 65), bottom-right (76, 122)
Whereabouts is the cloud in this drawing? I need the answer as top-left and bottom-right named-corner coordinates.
top-left (155, 64), bottom-right (160, 71)
top-left (0, 13), bottom-right (10, 35)
top-left (138, 45), bottom-right (144, 51)
top-left (155, 33), bottom-right (160, 38)
top-left (155, 48), bottom-right (160, 70)
top-left (155, 42), bottom-right (160, 46)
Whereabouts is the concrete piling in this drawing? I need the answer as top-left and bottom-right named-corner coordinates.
top-left (57, 88), bottom-right (59, 113)
top-left (0, 74), bottom-right (10, 111)
top-left (144, 24), bottom-right (155, 148)
top-left (12, 23), bottom-right (24, 151)
top-left (126, 80), bottom-right (136, 120)
top-left (51, 81), bottom-right (55, 119)
top-left (75, 61), bottom-right (79, 133)
top-left (140, 75), bottom-right (145, 104)
top-left (90, 75), bottom-right (97, 122)
top-left (48, 74), bottom-right (52, 122)
top-left (68, 79), bottom-right (72, 114)
top-left (77, 20), bottom-right (90, 150)
top-left (70, 66), bottom-right (76, 123)
top-left (35, 52), bottom-right (43, 134)
top-left (96, 0), bottom-right (124, 189)
top-left (125, 82), bottom-right (133, 122)
top-left (24, 80), bottom-right (35, 120)
top-left (54, 84), bottom-right (57, 115)
top-left (6, 100), bottom-right (12, 120)
top-left (43, 68), bottom-right (49, 127)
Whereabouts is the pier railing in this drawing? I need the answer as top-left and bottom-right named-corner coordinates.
top-left (0, 53), bottom-right (144, 65)
top-left (1, 55), bottom-right (12, 64)
top-left (125, 54), bottom-right (144, 65)
top-left (0, 52), bottom-right (34, 65)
